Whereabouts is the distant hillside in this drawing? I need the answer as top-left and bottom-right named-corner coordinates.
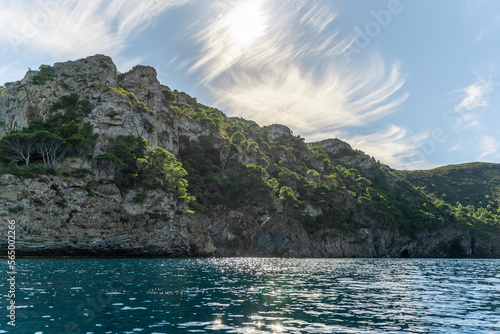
top-left (403, 163), bottom-right (500, 206)
top-left (401, 163), bottom-right (500, 226)
top-left (0, 55), bottom-right (499, 258)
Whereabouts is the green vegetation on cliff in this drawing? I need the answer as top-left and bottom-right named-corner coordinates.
top-left (0, 93), bottom-right (97, 175)
top-left (161, 88), bottom-right (493, 239)
top-left (1, 57), bottom-right (498, 250)
top-left (402, 163), bottom-right (500, 226)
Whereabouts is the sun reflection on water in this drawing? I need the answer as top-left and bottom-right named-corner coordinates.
top-left (7, 258), bottom-right (500, 333)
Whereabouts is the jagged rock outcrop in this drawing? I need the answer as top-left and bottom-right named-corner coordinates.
top-left (1, 55), bottom-right (499, 258)
top-left (263, 124), bottom-right (293, 139)
top-left (0, 55), bottom-right (211, 156)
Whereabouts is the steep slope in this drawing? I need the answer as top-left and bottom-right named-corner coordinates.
top-left (403, 163), bottom-right (500, 206)
top-left (0, 55), bottom-right (499, 258)
top-left (402, 163), bottom-right (500, 225)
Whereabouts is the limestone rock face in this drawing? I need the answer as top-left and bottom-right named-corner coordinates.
top-left (263, 124), bottom-right (293, 139)
top-left (340, 154), bottom-right (375, 170)
top-left (0, 55), bottom-right (116, 136)
top-left (0, 55), bottom-right (499, 258)
top-left (0, 171), bottom-right (498, 258)
top-left (313, 138), bottom-right (352, 155)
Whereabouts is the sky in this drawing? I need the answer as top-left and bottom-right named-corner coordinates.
top-left (0, 0), bottom-right (499, 170)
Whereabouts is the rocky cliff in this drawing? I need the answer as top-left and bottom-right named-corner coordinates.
top-left (1, 55), bottom-right (499, 258)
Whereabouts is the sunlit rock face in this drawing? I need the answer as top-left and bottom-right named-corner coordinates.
top-left (314, 138), bottom-right (351, 153)
top-left (263, 124), bottom-right (293, 139)
top-left (0, 55), bottom-right (499, 258)
top-left (0, 55), bottom-right (115, 136)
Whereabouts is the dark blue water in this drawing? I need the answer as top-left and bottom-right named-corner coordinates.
top-left (1, 258), bottom-right (499, 333)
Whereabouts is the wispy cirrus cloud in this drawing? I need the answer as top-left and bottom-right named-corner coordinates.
top-left (188, 0), bottom-right (418, 168)
top-left (342, 125), bottom-right (432, 170)
top-left (466, 0), bottom-right (500, 43)
top-left (441, 75), bottom-right (497, 163)
top-left (448, 77), bottom-right (493, 130)
top-left (189, 0), bottom-right (354, 82)
top-left (478, 135), bottom-right (499, 160)
top-left (457, 78), bottom-right (492, 110)
top-left (0, 0), bottom-right (187, 60)
top-left (212, 56), bottom-right (408, 135)
top-left (449, 143), bottom-right (463, 152)
top-left (299, 3), bottom-right (337, 34)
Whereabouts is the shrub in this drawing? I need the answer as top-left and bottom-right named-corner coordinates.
top-left (144, 147), bottom-right (190, 197)
top-left (59, 81), bottom-right (70, 90)
top-left (133, 192), bottom-right (148, 202)
top-left (31, 65), bottom-right (55, 85)
top-left (126, 92), bottom-right (139, 103)
top-left (231, 131), bottom-right (245, 145)
top-left (84, 182), bottom-right (98, 196)
top-left (0, 164), bottom-right (59, 178)
top-left (162, 87), bottom-right (177, 103)
top-left (8, 205), bottom-right (24, 213)
top-left (307, 169), bottom-right (320, 178)
top-left (108, 85), bottom-right (150, 112)
top-left (71, 168), bottom-right (91, 178)
top-left (247, 140), bottom-right (259, 152)
top-left (66, 135), bottom-right (93, 156)
top-left (55, 199), bottom-right (67, 208)
top-left (96, 153), bottom-right (126, 166)
top-left (49, 93), bottom-right (78, 112)
top-left (317, 153), bottom-right (330, 164)
top-left (76, 99), bottom-right (92, 115)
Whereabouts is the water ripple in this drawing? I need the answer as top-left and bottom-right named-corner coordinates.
top-left (2, 258), bottom-right (499, 333)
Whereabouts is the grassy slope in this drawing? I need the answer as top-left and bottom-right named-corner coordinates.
top-left (402, 163), bottom-right (500, 209)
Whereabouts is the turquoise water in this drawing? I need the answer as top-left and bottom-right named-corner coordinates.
top-left (1, 258), bottom-right (499, 333)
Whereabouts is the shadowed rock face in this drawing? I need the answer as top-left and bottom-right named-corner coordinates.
top-left (1, 55), bottom-right (499, 258)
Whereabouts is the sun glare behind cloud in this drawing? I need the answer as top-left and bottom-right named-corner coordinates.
top-left (224, 1), bottom-right (266, 47)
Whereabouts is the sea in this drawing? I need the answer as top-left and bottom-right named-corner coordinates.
top-left (1, 258), bottom-right (499, 333)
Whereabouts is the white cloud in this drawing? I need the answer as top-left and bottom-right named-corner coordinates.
top-left (189, 0), bottom-right (354, 83)
top-left (478, 135), bottom-right (499, 160)
top-left (0, 0), bottom-right (187, 60)
top-left (211, 57), bottom-right (408, 134)
top-left (467, 1), bottom-right (500, 44)
top-left (449, 143), bottom-right (462, 152)
top-left (457, 79), bottom-right (492, 111)
top-left (187, 0), bottom-right (415, 168)
top-left (448, 77), bottom-right (493, 130)
top-left (298, 3), bottom-right (337, 34)
top-left (105, 0), bottom-right (185, 38)
top-left (341, 125), bottom-right (432, 170)
top-left (164, 55), bottom-right (178, 68)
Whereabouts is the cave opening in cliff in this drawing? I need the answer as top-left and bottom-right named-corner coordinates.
top-left (400, 249), bottom-right (409, 258)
